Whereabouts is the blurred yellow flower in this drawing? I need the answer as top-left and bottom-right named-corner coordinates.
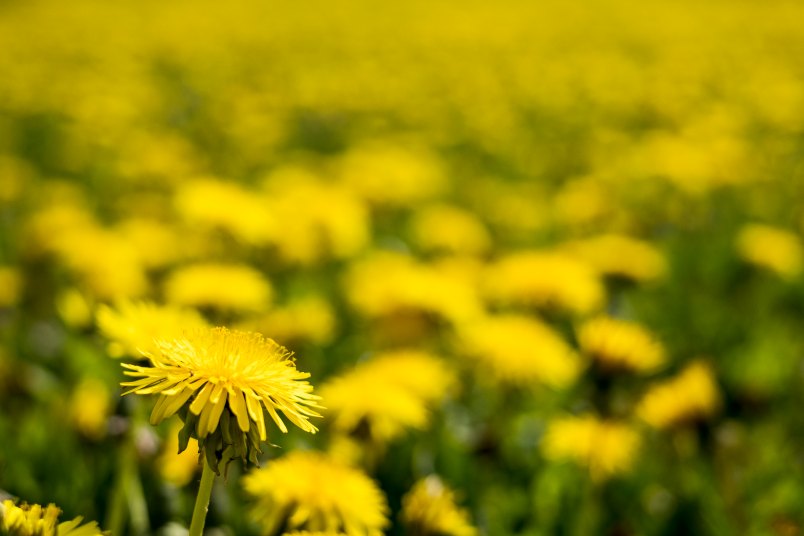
top-left (262, 169), bottom-right (371, 265)
top-left (69, 378), bottom-right (111, 440)
top-left (96, 299), bottom-right (208, 358)
top-left (164, 263), bottom-right (272, 313)
top-left (736, 223), bottom-right (803, 279)
top-left (238, 296), bottom-right (337, 346)
top-left (408, 204), bottom-right (491, 256)
top-left (337, 142), bottom-right (447, 206)
top-left (243, 451), bottom-right (389, 536)
top-left (0, 266), bottom-right (21, 308)
top-left (344, 252), bottom-right (483, 325)
top-left (320, 350), bottom-right (455, 444)
top-left (0, 500), bottom-right (104, 536)
top-left (578, 316), bottom-right (666, 373)
top-left (401, 476), bottom-right (477, 536)
top-left (122, 327), bottom-right (320, 470)
top-left (114, 218), bottom-right (183, 270)
top-left (456, 314), bottom-right (580, 388)
top-left (55, 289), bottom-right (94, 329)
top-left (562, 234), bottom-right (666, 282)
top-left (542, 415), bottom-right (641, 481)
top-left (637, 361), bottom-right (720, 429)
top-left (174, 177), bottom-right (274, 245)
top-left (483, 251), bottom-right (605, 315)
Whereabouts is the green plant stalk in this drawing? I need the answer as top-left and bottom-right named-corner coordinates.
top-left (188, 459), bottom-right (216, 536)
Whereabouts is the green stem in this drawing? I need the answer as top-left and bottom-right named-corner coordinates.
top-left (189, 460), bottom-right (216, 536)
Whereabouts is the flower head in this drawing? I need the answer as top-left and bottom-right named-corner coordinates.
top-left (455, 314), bottom-right (581, 388)
top-left (122, 327), bottom-right (321, 471)
top-left (542, 415), bottom-right (641, 481)
top-left (483, 251), bottom-right (605, 315)
top-left (164, 263), bottom-right (273, 313)
top-left (637, 361), bottom-right (720, 429)
top-left (577, 316), bottom-right (666, 374)
top-left (562, 233), bottom-right (666, 283)
top-left (736, 223), bottom-right (803, 279)
top-left (243, 451), bottom-right (389, 536)
top-left (319, 350), bottom-right (455, 444)
top-left (0, 500), bottom-right (104, 536)
top-left (401, 476), bottom-right (477, 536)
top-left (96, 299), bottom-right (208, 358)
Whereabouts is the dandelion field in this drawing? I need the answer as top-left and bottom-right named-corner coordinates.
top-left (1, 0), bottom-right (804, 535)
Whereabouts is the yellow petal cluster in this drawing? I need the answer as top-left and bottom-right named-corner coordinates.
top-left (122, 327), bottom-right (320, 443)
top-left (578, 316), bottom-right (666, 373)
top-left (164, 263), bottom-right (272, 313)
top-left (409, 204), bottom-right (491, 256)
top-left (483, 251), bottom-right (605, 315)
top-left (243, 451), bottom-right (389, 536)
top-left (401, 476), bottom-right (477, 536)
top-left (0, 500), bottom-right (104, 536)
top-left (542, 415), bottom-right (641, 481)
top-left (456, 314), bottom-right (580, 388)
top-left (344, 252), bottom-right (483, 324)
top-left (736, 223), bottom-right (803, 279)
top-left (562, 233), bottom-right (666, 282)
top-left (96, 299), bottom-right (208, 358)
top-left (319, 350), bottom-right (455, 443)
top-left (637, 361), bottom-right (720, 429)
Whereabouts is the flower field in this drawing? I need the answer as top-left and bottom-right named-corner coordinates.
top-left (1, 0), bottom-right (804, 534)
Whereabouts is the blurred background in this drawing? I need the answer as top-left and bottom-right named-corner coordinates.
top-left (1, 0), bottom-right (804, 534)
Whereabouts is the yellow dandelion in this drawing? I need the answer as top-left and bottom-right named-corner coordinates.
top-left (261, 170), bottom-right (371, 265)
top-left (55, 289), bottom-right (94, 329)
top-left (0, 266), bottom-right (21, 308)
top-left (237, 296), bottom-right (336, 346)
top-left (0, 500), bottom-right (104, 536)
top-left (455, 314), bottom-right (581, 388)
top-left (319, 350), bottom-right (455, 445)
top-left (736, 223), bottom-right (803, 279)
top-left (69, 378), bottom-right (111, 440)
top-left (174, 177), bottom-right (274, 246)
top-left (562, 234), bottom-right (666, 282)
top-left (96, 299), bottom-right (208, 358)
top-left (344, 252), bottom-right (483, 325)
top-left (483, 251), bottom-right (605, 315)
top-left (637, 361), bottom-right (720, 429)
top-left (577, 316), bottom-right (666, 373)
top-left (121, 327), bottom-right (321, 471)
top-left (337, 142), bottom-right (446, 207)
top-left (408, 204), bottom-right (491, 256)
top-left (164, 263), bottom-right (273, 313)
top-left (243, 451), bottom-right (389, 536)
top-left (282, 532), bottom-right (346, 536)
top-left (401, 476), bottom-right (477, 536)
top-left (542, 415), bottom-right (641, 481)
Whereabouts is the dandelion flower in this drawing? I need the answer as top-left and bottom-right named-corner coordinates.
top-left (164, 263), bottom-right (273, 313)
top-left (0, 500), bottom-right (104, 536)
top-left (578, 316), bottom-right (666, 373)
top-left (408, 204), bottom-right (491, 256)
top-left (96, 299), bottom-right (208, 358)
top-left (344, 252), bottom-right (483, 325)
top-left (243, 451), bottom-right (389, 536)
top-left (736, 223), bottom-right (803, 279)
top-left (401, 476), bottom-right (477, 536)
top-left (320, 350), bottom-right (455, 444)
top-left (637, 361), bottom-right (720, 429)
top-left (542, 415), bottom-right (641, 481)
top-left (455, 314), bottom-right (581, 388)
top-left (121, 327), bottom-right (321, 471)
top-left (562, 233), bottom-right (666, 282)
top-left (0, 266), bottom-right (21, 308)
top-left (483, 251), bottom-right (605, 315)
top-left (69, 378), bottom-right (111, 440)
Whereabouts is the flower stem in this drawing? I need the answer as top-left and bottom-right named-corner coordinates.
top-left (188, 460), bottom-right (216, 536)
